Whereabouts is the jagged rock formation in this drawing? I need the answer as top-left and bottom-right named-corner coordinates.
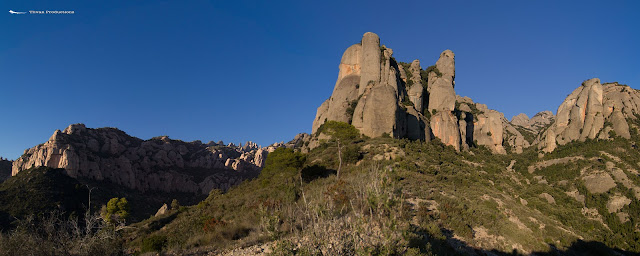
top-left (427, 50), bottom-right (456, 112)
top-left (528, 111), bottom-right (555, 132)
top-left (312, 32), bottom-right (530, 154)
top-left (0, 158), bottom-right (12, 182)
top-left (537, 79), bottom-right (639, 152)
top-left (313, 32), bottom-right (429, 141)
top-left (12, 124), bottom-right (278, 194)
top-left (511, 111), bottom-right (555, 140)
top-left (511, 113), bottom-right (530, 127)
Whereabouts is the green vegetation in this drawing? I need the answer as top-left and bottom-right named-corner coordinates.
top-left (0, 210), bottom-right (124, 255)
top-left (6, 120), bottom-right (640, 255)
top-left (116, 129), bottom-right (640, 254)
top-left (0, 167), bottom-right (89, 229)
top-left (402, 97), bottom-right (414, 107)
top-left (514, 126), bottom-right (537, 144)
top-left (141, 234), bottom-right (167, 253)
top-left (424, 65), bottom-right (442, 78)
top-left (345, 96), bottom-right (362, 124)
top-left (100, 197), bottom-right (130, 225)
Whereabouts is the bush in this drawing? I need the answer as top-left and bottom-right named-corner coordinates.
top-left (317, 121), bottom-right (360, 141)
top-left (342, 144), bottom-right (362, 164)
top-left (424, 65), bottom-right (442, 77)
top-left (101, 197), bottom-right (130, 224)
top-left (141, 234), bottom-right (167, 253)
top-left (259, 148), bottom-right (306, 179)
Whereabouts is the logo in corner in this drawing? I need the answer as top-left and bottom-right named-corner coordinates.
top-left (9, 10), bottom-right (26, 14)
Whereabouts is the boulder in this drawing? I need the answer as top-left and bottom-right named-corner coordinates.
top-left (155, 203), bottom-right (169, 217)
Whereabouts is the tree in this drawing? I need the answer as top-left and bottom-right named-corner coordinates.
top-left (171, 199), bottom-right (180, 211)
top-left (259, 147), bottom-right (306, 179)
top-left (101, 197), bottom-right (130, 224)
top-left (317, 121), bottom-right (360, 179)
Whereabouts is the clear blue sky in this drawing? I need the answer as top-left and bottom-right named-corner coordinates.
top-left (1, 0), bottom-right (638, 160)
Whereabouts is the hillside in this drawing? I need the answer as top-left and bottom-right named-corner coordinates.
top-left (124, 124), bottom-right (640, 255)
top-left (0, 167), bottom-right (89, 229)
top-left (0, 158), bottom-right (10, 182)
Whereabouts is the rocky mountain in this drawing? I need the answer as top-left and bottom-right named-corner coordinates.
top-left (312, 32), bottom-right (529, 154)
top-left (0, 158), bottom-right (11, 182)
top-left (510, 111), bottom-right (555, 134)
top-left (12, 124), bottom-right (279, 195)
top-left (536, 79), bottom-right (640, 152)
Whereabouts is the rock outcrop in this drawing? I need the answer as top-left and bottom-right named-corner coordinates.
top-left (529, 111), bottom-right (555, 132)
top-left (537, 79), bottom-right (638, 152)
top-left (427, 50), bottom-right (456, 112)
top-left (312, 32), bottom-right (530, 154)
top-left (511, 111), bottom-right (555, 134)
top-left (12, 124), bottom-right (278, 194)
top-left (510, 113), bottom-right (530, 128)
top-left (313, 32), bottom-right (429, 140)
top-left (155, 203), bottom-right (169, 216)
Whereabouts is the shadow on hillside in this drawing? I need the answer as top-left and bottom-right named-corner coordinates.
top-left (300, 165), bottom-right (336, 183)
top-left (415, 225), bottom-right (637, 256)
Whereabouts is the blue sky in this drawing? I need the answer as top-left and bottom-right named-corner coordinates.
top-left (1, 0), bottom-right (638, 159)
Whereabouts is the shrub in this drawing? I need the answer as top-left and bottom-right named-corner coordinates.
top-left (259, 148), bottom-right (306, 179)
top-left (342, 144), bottom-right (362, 164)
top-left (141, 234), bottom-right (167, 253)
top-left (424, 65), bottom-right (442, 77)
top-left (100, 197), bottom-right (130, 224)
top-left (317, 121), bottom-right (360, 141)
top-left (171, 199), bottom-right (180, 210)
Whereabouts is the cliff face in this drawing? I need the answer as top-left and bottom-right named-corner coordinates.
top-left (12, 124), bottom-right (276, 194)
top-left (537, 79), bottom-right (639, 152)
top-left (312, 32), bottom-right (529, 154)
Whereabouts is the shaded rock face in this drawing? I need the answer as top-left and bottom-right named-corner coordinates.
top-left (312, 32), bottom-right (529, 154)
top-left (12, 124), bottom-right (276, 195)
top-left (0, 158), bottom-right (11, 182)
top-left (537, 79), bottom-right (637, 152)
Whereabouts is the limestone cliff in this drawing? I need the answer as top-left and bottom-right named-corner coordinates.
top-left (12, 124), bottom-right (278, 194)
top-left (312, 32), bottom-right (529, 154)
top-left (537, 79), bottom-right (638, 152)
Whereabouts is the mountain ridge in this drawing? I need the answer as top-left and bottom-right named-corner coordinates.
top-left (11, 123), bottom-right (281, 195)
